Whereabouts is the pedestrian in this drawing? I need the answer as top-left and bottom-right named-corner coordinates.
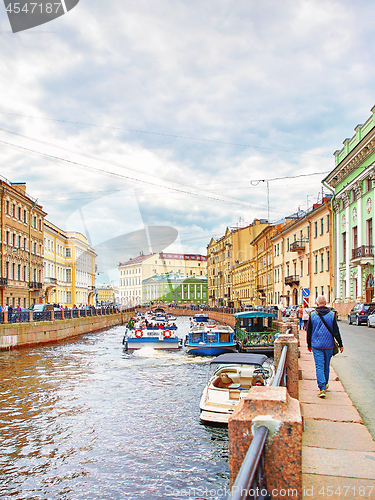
top-left (302, 307), bottom-right (309, 330)
top-left (297, 304), bottom-right (304, 330)
top-left (307, 296), bottom-right (344, 398)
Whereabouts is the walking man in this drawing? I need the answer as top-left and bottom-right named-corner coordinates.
top-left (307, 296), bottom-right (344, 398)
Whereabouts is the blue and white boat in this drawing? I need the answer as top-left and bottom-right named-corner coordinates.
top-left (122, 327), bottom-right (182, 351)
top-left (185, 323), bottom-right (237, 356)
top-left (193, 313), bottom-right (209, 322)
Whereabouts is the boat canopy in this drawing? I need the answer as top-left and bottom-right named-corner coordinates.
top-left (234, 311), bottom-right (275, 319)
top-left (210, 353), bottom-right (268, 366)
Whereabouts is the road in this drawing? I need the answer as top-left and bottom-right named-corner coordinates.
top-left (331, 320), bottom-right (375, 440)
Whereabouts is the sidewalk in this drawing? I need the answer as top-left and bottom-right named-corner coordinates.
top-left (299, 330), bottom-right (375, 499)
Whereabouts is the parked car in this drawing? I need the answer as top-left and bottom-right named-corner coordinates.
top-left (29, 304), bottom-right (61, 312)
top-left (285, 305), bottom-right (298, 317)
top-left (348, 303), bottom-right (375, 326)
top-left (367, 311), bottom-right (375, 328)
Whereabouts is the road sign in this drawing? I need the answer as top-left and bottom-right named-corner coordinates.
top-left (302, 288), bottom-right (310, 297)
top-left (303, 297), bottom-right (309, 308)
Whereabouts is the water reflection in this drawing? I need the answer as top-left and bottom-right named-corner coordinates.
top-left (0, 317), bottom-right (229, 499)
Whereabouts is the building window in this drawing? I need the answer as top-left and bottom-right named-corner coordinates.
top-left (367, 219), bottom-right (373, 246)
top-left (314, 222), bottom-right (318, 238)
top-left (353, 226), bottom-right (358, 250)
top-left (315, 255), bottom-right (318, 274)
top-left (342, 232), bottom-right (346, 262)
top-left (327, 251), bottom-right (330, 272)
top-left (320, 218), bottom-right (324, 235)
top-left (287, 238), bottom-right (289, 251)
top-left (326, 214), bottom-right (330, 232)
top-left (321, 253), bottom-right (324, 272)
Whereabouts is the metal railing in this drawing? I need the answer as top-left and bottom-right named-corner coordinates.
top-left (352, 245), bottom-right (374, 259)
top-left (227, 426), bottom-right (271, 500)
top-left (284, 275), bottom-right (299, 285)
top-left (272, 345), bottom-right (288, 388)
top-left (290, 239), bottom-right (306, 251)
top-left (0, 306), bottom-right (128, 324)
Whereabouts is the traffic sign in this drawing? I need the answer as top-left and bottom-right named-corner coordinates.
top-left (302, 288), bottom-right (310, 297)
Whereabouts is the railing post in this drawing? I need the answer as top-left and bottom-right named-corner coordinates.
top-left (228, 387), bottom-right (302, 499)
top-left (50, 309), bottom-right (54, 321)
top-left (274, 335), bottom-right (299, 400)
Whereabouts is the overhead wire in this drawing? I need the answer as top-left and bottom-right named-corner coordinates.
top-left (0, 110), bottom-right (331, 158)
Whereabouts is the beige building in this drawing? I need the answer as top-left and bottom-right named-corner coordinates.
top-left (0, 179), bottom-right (46, 308)
top-left (96, 284), bottom-right (115, 305)
top-left (207, 219), bottom-right (268, 307)
top-left (272, 199), bottom-right (333, 307)
top-left (43, 223), bottom-right (97, 307)
top-left (68, 232), bottom-right (96, 306)
top-left (118, 251), bottom-right (207, 307)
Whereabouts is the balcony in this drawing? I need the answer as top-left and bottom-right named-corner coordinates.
top-left (285, 275), bottom-right (300, 286)
top-left (46, 277), bottom-right (57, 284)
top-left (351, 245), bottom-right (374, 265)
top-left (0, 277), bottom-right (7, 286)
top-left (29, 281), bottom-right (43, 289)
top-left (290, 239), bottom-right (306, 252)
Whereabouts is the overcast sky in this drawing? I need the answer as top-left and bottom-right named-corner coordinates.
top-left (0, 0), bottom-right (374, 283)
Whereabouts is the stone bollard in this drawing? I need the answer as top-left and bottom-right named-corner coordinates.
top-left (228, 386), bottom-right (302, 499)
top-left (50, 309), bottom-right (54, 321)
top-left (28, 310), bottom-right (33, 323)
top-left (274, 334), bottom-right (299, 400)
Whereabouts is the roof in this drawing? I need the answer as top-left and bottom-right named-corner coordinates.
top-left (210, 353), bottom-right (268, 365)
top-left (234, 311), bottom-right (276, 319)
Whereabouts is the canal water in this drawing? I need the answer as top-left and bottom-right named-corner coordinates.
top-left (0, 317), bottom-right (230, 500)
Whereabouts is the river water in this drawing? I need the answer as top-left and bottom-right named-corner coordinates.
top-left (0, 317), bottom-right (230, 500)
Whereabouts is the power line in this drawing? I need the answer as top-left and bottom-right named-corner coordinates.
top-left (0, 138), bottom-right (264, 210)
top-left (0, 110), bottom-right (331, 158)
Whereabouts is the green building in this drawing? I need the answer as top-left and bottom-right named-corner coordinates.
top-left (324, 106), bottom-right (375, 316)
top-left (142, 273), bottom-right (208, 305)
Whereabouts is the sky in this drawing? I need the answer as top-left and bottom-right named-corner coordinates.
top-left (0, 0), bottom-right (375, 283)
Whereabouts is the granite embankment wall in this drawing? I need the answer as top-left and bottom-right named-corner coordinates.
top-left (0, 312), bottom-right (131, 350)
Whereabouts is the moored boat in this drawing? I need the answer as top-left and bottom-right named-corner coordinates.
top-left (185, 323), bottom-right (237, 356)
top-left (234, 311), bottom-right (280, 355)
top-left (193, 313), bottom-right (209, 322)
top-left (199, 353), bottom-right (275, 425)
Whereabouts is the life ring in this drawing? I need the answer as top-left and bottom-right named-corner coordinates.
top-left (164, 330), bottom-right (172, 338)
top-left (135, 329), bottom-right (143, 338)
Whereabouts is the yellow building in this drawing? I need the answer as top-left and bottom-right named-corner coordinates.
top-left (271, 199), bottom-right (333, 307)
top-left (0, 179), bottom-right (46, 308)
top-left (96, 285), bottom-right (115, 305)
top-left (207, 219), bottom-right (268, 307)
top-left (247, 220), bottom-right (293, 307)
top-left (43, 224), bottom-right (97, 307)
top-left (67, 232), bottom-right (96, 306)
top-left (44, 221), bottom-right (71, 306)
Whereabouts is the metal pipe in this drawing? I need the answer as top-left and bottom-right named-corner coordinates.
top-left (227, 425), bottom-right (269, 500)
top-left (272, 345), bottom-right (288, 387)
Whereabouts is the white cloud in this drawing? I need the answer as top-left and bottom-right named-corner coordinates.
top-left (0, 0), bottom-right (374, 276)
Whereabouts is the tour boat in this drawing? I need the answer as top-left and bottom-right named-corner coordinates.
top-left (185, 323), bottom-right (237, 356)
top-left (199, 353), bottom-right (275, 425)
top-left (233, 311), bottom-right (280, 355)
top-left (122, 327), bottom-right (182, 351)
top-left (193, 313), bottom-right (209, 322)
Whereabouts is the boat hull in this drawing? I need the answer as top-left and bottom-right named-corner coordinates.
top-left (186, 344), bottom-right (237, 356)
top-left (123, 337), bottom-right (181, 351)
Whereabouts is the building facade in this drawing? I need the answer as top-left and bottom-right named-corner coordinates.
top-left (207, 219), bottom-right (268, 307)
top-left (272, 200), bottom-right (333, 308)
top-left (324, 106), bottom-right (375, 315)
top-left (43, 223), bottom-right (97, 307)
top-left (0, 179), bottom-right (46, 308)
top-left (118, 252), bottom-right (207, 306)
top-left (142, 274), bottom-right (207, 305)
top-left (96, 285), bottom-right (115, 305)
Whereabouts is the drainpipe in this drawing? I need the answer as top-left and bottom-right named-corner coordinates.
top-left (322, 179), bottom-right (336, 306)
